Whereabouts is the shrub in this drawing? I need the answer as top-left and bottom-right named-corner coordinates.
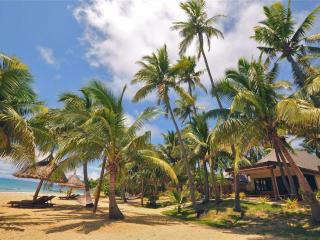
top-left (315, 191), bottom-right (320, 201)
top-left (283, 198), bottom-right (299, 210)
top-left (231, 192), bottom-right (246, 200)
top-left (258, 196), bottom-right (269, 204)
top-left (170, 188), bottom-right (188, 213)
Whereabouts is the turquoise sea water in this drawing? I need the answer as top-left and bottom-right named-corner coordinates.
top-left (0, 177), bottom-right (66, 193)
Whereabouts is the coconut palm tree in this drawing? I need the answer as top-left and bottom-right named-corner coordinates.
top-left (131, 45), bottom-right (197, 208)
top-left (81, 80), bottom-right (178, 219)
top-left (0, 53), bottom-right (40, 166)
top-left (172, 0), bottom-right (224, 108)
top-left (252, 1), bottom-right (320, 85)
top-left (171, 56), bottom-right (206, 114)
top-left (213, 57), bottom-right (320, 222)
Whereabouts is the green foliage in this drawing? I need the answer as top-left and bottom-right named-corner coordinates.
top-left (315, 191), bottom-right (320, 201)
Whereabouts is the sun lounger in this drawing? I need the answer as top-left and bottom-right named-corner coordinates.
top-left (58, 194), bottom-right (80, 200)
top-left (8, 195), bottom-right (55, 208)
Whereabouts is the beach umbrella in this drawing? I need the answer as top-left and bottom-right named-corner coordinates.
top-left (59, 173), bottom-right (85, 189)
top-left (13, 153), bottom-right (67, 200)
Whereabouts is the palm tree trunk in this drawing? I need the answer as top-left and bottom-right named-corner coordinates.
top-left (210, 159), bottom-right (221, 204)
top-left (277, 139), bottom-right (320, 223)
top-left (33, 179), bottom-right (44, 200)
top-left (275, 148), bottom-right (291, 194)
top-left (203, 160), bottom-right (209, 203)
top-left (234, 172), bottom-right (241, 212)
top-left (83, 161), bottom-right (94, 207)
top-left (278, 150), bottom-right (297, 198)
top-left (93, 156), bottom-right (107, 213)
top-left (140, 177), bottom-right (144, 207)
top-left (167, 102), bottom-right (197, 209)
top-left (188, 81), bottom-right (197, 115)
top-left (200, 48), bottom-right (223, 109)
top-left (108, 162), bottom-right (124, 219)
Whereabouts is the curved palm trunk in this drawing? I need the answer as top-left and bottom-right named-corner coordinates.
top-left (93, 156), bottom-right (107, 213)
top-left (200, 48), bottom-right (223, 109)
top-left (278, 150), bottom-right (297, 198)
top-left (167, 102), bottom-right (197, 209)
top-left (203, 160), bottom-right (209, 203)
top-left (276, 138), bottom-right (320, 223)
top-left (274, 148), bottom-right (291, 194)
top-left (108, 162), bottom-right (124, 219)
top-left (33, 179), bottom-right (44, 200)
top-left (83, 161), bottom-right (94, 208)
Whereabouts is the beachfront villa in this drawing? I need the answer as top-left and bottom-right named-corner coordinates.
top-left (238, 150), bottom-right (320, 198)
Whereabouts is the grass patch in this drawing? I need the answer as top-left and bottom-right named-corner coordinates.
top-left (163, 199), bottom-right (320, 240)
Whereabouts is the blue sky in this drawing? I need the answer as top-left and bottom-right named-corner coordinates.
top-left (1, 0), bottom-right (319, 179)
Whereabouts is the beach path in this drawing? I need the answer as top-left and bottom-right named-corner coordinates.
top-left (0, 192), bottom-right (279, 240)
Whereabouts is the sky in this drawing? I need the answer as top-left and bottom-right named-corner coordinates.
top-left (0, 0), bottom-right (319, 179)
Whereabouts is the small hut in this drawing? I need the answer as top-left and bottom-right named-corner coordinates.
top-left (14, 153), bottom-right (67, 200)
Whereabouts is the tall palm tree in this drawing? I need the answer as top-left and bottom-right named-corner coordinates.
top-left (252, 1), bottom-right (320, 85)
top-left (172, 0), bottom-right (224, 108)
top-left (82, 81), bottom-right (178, 219)
top-left (213, 57), bottom-right (320, 222)
top-left (131, 45), bottom-right (197, 208)
top-left (0, 54), bottom-right (39, 166)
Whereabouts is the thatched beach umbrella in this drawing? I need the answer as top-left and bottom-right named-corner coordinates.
top-left (59, 173), bottom-right (85, 189)
top-left (14, 153), bottom-right (67, 200)
top-left (60, 173), bottom-right (94, 207)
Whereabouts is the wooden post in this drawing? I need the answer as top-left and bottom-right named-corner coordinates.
top-left (270, 167), bottom-right (279, 200)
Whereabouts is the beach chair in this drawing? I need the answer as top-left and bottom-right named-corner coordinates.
top-left (58, 194), bottom-right (80, 200)
top-left (8, 195), bottom-right (55, 208)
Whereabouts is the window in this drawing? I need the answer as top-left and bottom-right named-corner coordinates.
top-left (254, 178), bottom-right (273, 192)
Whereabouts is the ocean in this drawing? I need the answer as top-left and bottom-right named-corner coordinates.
top-left (0, 177), bottom-right (67, 193)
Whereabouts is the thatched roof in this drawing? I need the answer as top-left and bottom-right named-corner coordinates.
top-left (13, 154), bottom-right (67, 183)
top-left (60, 173), bottom-right (85, 189)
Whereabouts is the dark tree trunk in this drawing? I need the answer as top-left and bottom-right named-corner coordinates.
top-left (167, 102), bottom-right (197, 209)
top-left (121, 185), bottom-right (127, 203)
top-left (93, 156), bottom-right (107, 213)
top-left (108, 162), bottom-right (124, 219)
top-left (203, 160), bottom-right (209, 203)
top-left (33, 179), bottom-right (44, 200)
top-left (83, 161), bottom-right (94, 207)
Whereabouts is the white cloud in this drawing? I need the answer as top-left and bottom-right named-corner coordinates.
top-left (37, 46), bottom-right (56, 65)
top-left (73, 0), bottom-right (269, 101)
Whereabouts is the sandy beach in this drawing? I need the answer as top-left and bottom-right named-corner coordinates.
top-left (0, 192), bottom-right (281, 240)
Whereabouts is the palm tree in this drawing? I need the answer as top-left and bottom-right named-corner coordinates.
top-left (172, 0), bottom-right (224, 108)
top-left (131, 45), bottom-right (197, 208)
top-left (252, 1), bottom-right (320, 85)
top-left (213, 57), bottom-right (320, 222)
top-left (184, 112), bottom-right (211, 202)
top-left (82, 80), bottom-right (178, 219)
top-left (0, 54), bottom-right (40, 167)
top-left (171, 56), bottom-right (206, 114)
